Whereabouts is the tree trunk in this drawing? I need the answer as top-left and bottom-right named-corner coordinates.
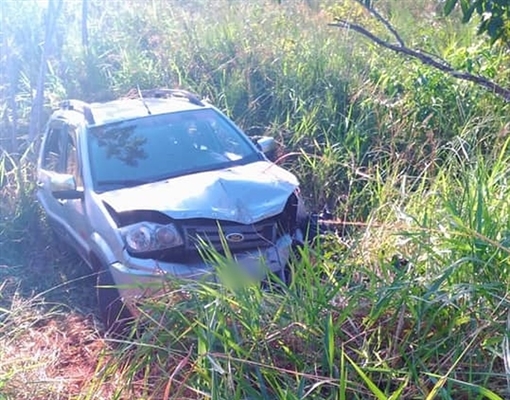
top-left (7, 57), bottom-right (20, 155)
top-left (28, 0), bottom-right (63, 142)
top-left (0, 6), bottom-right (18, 154)
top-left (82, 0), bottom-right (88, 47)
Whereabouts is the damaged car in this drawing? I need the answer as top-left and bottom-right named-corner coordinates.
top-left (36, 89), bottom-right (308, 330)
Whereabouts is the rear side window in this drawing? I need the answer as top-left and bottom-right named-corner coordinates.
top-left (42, 126), bottom-right (65, 172)
top-left (41, 123), bottom-right (82, 186)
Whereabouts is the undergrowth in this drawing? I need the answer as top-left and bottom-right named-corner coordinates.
top-left (1, 0), bottom-right (510, 398)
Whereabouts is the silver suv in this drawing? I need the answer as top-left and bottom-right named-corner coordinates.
top-left (37, 89), bottom-right (307, 330)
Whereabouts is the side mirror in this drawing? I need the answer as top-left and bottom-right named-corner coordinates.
top-left (49, 174), bottom-right (84, 200)
top-left (255, 136), bottom-right (277, 159)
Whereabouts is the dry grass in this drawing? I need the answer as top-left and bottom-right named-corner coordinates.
top-left (1, 310), bottom-right (107, 399)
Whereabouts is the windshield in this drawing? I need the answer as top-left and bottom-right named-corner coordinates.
top-left (87, 109), bottom-right (260, 191)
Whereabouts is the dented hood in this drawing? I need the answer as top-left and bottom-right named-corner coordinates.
top-left (99, 161), bottom-right (299, 224)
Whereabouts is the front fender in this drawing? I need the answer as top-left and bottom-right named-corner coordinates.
top-left (88, 232), bottom-right (118, 268)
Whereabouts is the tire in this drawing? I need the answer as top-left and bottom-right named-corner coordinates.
top-left (96, 265), bottom-right (133, 336)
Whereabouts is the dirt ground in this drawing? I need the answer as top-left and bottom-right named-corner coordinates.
top-left (0, 242), bottom-right (127, 399)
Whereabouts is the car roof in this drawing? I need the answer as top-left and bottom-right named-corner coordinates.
top-left (87, 97), bottom-right (208, 126)
top-left (53, 89), bottom-right (210, 128)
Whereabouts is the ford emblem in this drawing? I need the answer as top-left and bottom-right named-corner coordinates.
top-left (226, 233), bottom-right (244, 243)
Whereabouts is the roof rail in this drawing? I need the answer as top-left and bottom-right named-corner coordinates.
top-left (126, 88), bottom-right (205, 107)
top-left (59, 99), bottom-right (95, 125)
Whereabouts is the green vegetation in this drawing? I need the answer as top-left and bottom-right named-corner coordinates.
top-left (444, 0), bottom-right (510, 45)
top-left (1, 0), bottom-right (510, 398)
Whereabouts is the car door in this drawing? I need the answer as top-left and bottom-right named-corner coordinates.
top-left (37, 121), bottom-right (91, 260)
top-left (37, 119), bottom-right (71, 242)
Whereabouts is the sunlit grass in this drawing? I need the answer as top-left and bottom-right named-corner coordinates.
top-left (1, 0), bottom-right (510, 398)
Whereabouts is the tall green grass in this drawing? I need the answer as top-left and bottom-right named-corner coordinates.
top-left (116, 133), bottom-right (509, 399)
top-left (0, 146), bottom-right (41, 266)
top-left (1, 0), bottom-right (510, 398)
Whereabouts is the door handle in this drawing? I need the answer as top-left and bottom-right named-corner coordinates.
top-left (36, 181), bottom-right (44, 188)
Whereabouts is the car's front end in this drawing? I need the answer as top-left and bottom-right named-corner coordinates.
top-left (97, 161), bottom-right (307, 301)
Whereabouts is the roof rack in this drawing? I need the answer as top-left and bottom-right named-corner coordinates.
top-left (59, 99), bottom-right (95, 125)
top-left (125, 88), bottom-right (205, 107)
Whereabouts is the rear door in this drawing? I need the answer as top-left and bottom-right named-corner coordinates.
top-left (37, 120), bottom-right (90, 260)
top-left (37, 119), bottom-right (70, 241)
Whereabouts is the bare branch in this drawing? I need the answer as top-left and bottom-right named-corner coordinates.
top-left (359, 1), bottom-right (405, 47)
top-left (329, 19), bottom-right (510, 102)
top-left (355, 1), bottom-right (453, 69)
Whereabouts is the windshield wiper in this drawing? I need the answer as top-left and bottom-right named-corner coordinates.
top-left (96, 179), bottom-right (153, 189)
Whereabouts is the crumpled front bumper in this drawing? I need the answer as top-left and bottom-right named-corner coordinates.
top-left (109, 232), bottom-right (300, 301)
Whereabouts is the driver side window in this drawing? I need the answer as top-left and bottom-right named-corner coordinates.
top-left (42, 125), bottom-right (66, 172)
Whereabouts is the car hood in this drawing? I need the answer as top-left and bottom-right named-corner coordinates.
top-left (99, 161), bottom-right (299, 224)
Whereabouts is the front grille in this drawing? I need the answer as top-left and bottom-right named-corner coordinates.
top-left (128, 194), bottom-right (299, 264)
top-left (184, 219), bottom-right (277, 253)
top-left (129, 218), bottom-right (280, 264)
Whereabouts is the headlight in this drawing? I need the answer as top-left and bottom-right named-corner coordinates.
top-left (121, 222), bottom-right (183, 253)
top-left (125, 224), bottom-right (153, 252)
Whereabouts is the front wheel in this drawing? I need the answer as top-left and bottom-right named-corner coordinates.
top-left (96, 266), bottom-right (133, 336)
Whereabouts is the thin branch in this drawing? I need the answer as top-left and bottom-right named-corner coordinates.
top-left (357, 1), bottom-right (453, 69)
top-left (329, 19), bottom-right (510, 102)
top-left (361, 2), bottom-right (405, 47)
